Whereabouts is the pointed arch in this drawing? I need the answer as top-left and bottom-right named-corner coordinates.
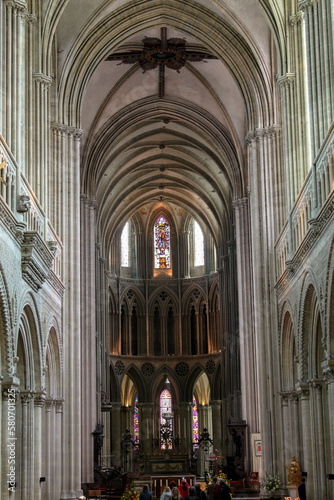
top-left (0, 263), bottom-right (12, 375)
top-left (45, 326), bottom-right (62, 398)
top-left (16, 299), bottom-right (43, 392)
top-left (280, 309), bottom-right (297, 391)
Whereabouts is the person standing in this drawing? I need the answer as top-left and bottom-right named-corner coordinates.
top-left (298, 477), bottom-right (306, 500)
top-left (206, 477), bottom-right (218, 500)
top-left (178, 480), bottom-right (190, 500)
top-left (160, 486), bottom-right (172, 500)
top-left (140, 485), bottom-right (153, 500)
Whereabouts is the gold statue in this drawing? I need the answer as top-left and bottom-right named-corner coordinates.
top-left (285, 455), bottom-right (301, 485)
top-left (0, 160), bottom-right (7, 185)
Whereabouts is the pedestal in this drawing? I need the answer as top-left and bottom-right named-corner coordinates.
top-left (287, 485), bottom-right (299, 499)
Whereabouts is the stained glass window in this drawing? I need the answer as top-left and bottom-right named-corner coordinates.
top-left (194, 220), bottom-right (204, 266)
top-left (154, 217), bottom-right (170, 269)
top-left (134, 395), bottom-right (139, 444)
top-left (160, 389), bottom-right (173, 449)
top-left (193, 395), bottom-right (199, 448)
top-left (121, 222), bottom-right (130, 267)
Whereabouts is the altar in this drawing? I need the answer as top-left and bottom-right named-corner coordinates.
top-left (150, 475), bottom-right (196, 498)
top-left (137, 452), bottom-right (197, 476)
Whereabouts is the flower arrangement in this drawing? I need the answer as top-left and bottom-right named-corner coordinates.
top-left (121, 484), bottom-right (140, 500)
top-left (260, 472), bottom-right (282, 492)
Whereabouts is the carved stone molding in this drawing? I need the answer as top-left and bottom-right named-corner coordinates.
top-left (33, 73), bottom-right (53, 89)
top-left (0, 197), bottom-right (26, 245)
top-left (21, 231), bottom-right (56, 292)
top-left (17, 194), bottom-right (31, 213)
top-left (47, 270), bottom-right (65, 298)
top-left (321, 360), bottom-right (334, 385)
top-left (296, 382), bottom-right (309, 400)
top-left (298, 0), bottom-right (318, 11)
top-left (80, 194), bottom-right (98, 209)
top-left (34, 392), bottom-right (46, 408)
top-left (232, 198), bottom-right (248, 211)
top-left (290, 12), bottom-right (305, 27)
top-left (55, 399), bottom-right (64, 413)
top-left (277, 73), bottom-right (296, 88)
top-left (51, 122), bottom-right (83, 142)
top-left (245, 124), bottom-right (281, 144)
top-left (276, 193), bottom-right (334, 297)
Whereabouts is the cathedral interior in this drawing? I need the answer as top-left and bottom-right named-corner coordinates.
top-left (0, 1), bottom-right (333, 500)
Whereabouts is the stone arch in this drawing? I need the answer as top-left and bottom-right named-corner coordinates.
top-left (185, 365), bottom-right (211, 402)
top-left (0, 263), bottom-right (12, 376)
top-left (280, 308), bottom-right (297, 391)
top-left (299, 272), bottom-right (323, 381)
top-left (124, 364), bottom-right (147, 402)
top-left (16, 302), bottom-right (42, 392)
top-left (45, 326), bottom-right (62, 399)
top-left (182, 283), bottom-right (206, 313)
top-left (151, 365), bottom-right (181, 404)
top-left (148, 286), bottom-right (179, 316)
top-left (57, 1), bottom-right (272, 130)
top-left (325, 236), bottom-right (334, 357)
top-left (120, 285), bottom-right (145, 314)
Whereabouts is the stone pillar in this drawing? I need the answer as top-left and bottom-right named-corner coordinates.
top-left (80, 195), bottom-right (97, 484)
top-left (179, 402), bottom-right (193, 457)
top-left (210, 400), bottom-right (222, 455)
top-left (139, 403), bottom-right (154, 456)
top-left (280, 394), bottom-right (291, 468)
top-left (33, 392), bottom-right (45, 500)
top-left (323, 361), bottom-right (334, 500)
top-left (111, 402), bottom-right (122, 465)
top-left (180, 230), bottom-right (190, 277)
top-left (2, 0), bottom-right (28, 162)
top-left (55, 400), bottom-right (64, 496)
top-left (44, 399), bottom-right (53, 499)
top-left (233, 198), bottom-right (258, 433)
top-left (1, 383), bottom-right (19, 500)
top-left (57, 125), bottom-right (83, 500)
top-left (20, 392), bottom-right (32, 499)
top-left (313, 382), bottom-right (326, 500)
top-left (296, 383), bottom-right (314, 497)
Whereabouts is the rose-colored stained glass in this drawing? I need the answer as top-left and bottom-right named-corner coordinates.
top-left (134, 395), bottom-right (139, 443)
top-left (154, 217), bottom-right (170, 269)
top-left (193, 395), bottom-right (199, 448)
top-left (160, 389), bottom-right (173, 449)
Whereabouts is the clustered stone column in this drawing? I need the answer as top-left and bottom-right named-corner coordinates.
top-left (50, 123), bottom-right (83, 499)
top-left (80, 195), bottom-right (98, 482)
top-left (233, 198), bottom-right (259, 434)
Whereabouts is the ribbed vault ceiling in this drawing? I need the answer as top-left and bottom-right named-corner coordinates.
top-left (52, 0), bottom-right (281, 255)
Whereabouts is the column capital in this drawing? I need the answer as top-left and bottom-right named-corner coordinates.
top-left (322, 360), bottom-right (334, 384)
top-left (290, 12), bottom-right (305, 27)
top-left (20, 390), bottom-right (33, 405)
top-left (45, 399), bottom-right (55, 411)
top-left (55, 399), bottom-right (64, 413)
top-left (298, 0), bottom-right (318, 11)
top-left (277, 73), bottom-right (296, 88)
top-left (296, 382), bottom-right (309, 400)
top-left (232, 198), bottom-right (248, 211)
top-left (80, 194), bottom-right (98, 209)
top-left (33, 73), bottom-right (53, 88)
top-left (34, 391), bottom-right (47, 407)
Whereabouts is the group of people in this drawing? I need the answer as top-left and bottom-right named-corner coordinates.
top-left (140, 477), bottom-right (231, 500)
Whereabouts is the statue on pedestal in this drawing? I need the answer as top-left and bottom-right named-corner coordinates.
top-left (285, 455), bottom-right (301, 485)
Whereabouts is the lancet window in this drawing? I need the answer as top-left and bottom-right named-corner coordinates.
top-left (121, 221), bottom-right (130, 267)
top-left (134, 395), bottom-right (139, 444)
top-left (194, 220), bottom-right (204, 266)
top-left (193, 395), bottom-right (199, 448)
top-left (160, 389), bottom-right (173, 449)
top-left (154, 217), bottom-right (170, 268)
